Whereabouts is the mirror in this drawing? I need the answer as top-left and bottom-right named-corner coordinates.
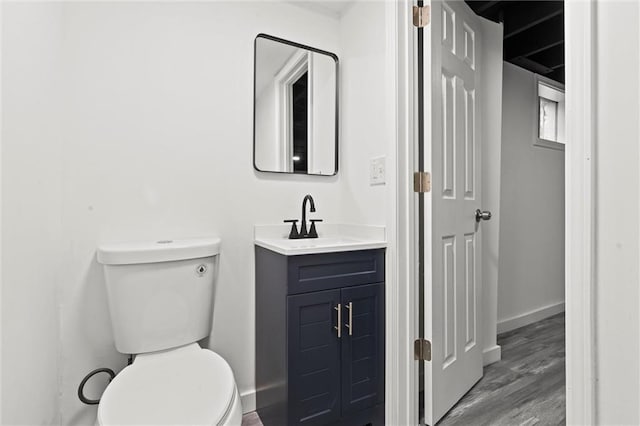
top-left (253, 34), bottom-right (338, 176)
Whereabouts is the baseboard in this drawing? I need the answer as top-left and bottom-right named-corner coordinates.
top-left (482, 345), bottom-right (502, 366)
top-left (240, 389), bottom-right (256, 414)
top-left (497, 302), bottom-right (565, 334)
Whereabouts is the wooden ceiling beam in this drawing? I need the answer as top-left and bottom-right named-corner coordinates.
top-left (527, 43), bottom-right (565, 69)
top-left (507, 40), bottom-right (564, 62)
top-left (474, 0), bottom-right (502, 14)
top-left (504, 14), bottom-right (564, 60)
top-left (509, 57), bottom-right (554, 75)
top-left (546, 66), bottom-right (565, 83)
top-left (503, 1), bottom-right (564, 39)
top-left (464, 0), bottom-right (565, 84)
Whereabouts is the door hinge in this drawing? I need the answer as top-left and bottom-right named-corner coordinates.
top-left (414, 338), bottom-right (432, 361)
top-left (413, 5), bottom-right (430, 28)
top-left (413, 171), bottom-right (431, 193)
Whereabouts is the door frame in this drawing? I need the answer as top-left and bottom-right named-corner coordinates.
top-left (386, 0), bottom-right (419, 425)
top-left (564, 0), bottom-right (596, 423)
top-left (393, 0), bottom-right (597, 424)
top-left (274, 50), bottom-right (313, 173)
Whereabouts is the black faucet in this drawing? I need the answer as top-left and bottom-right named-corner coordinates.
top-left (300, 195), bottom-right (315, 237)
top-left (284, 194), bottom-right (323, 239)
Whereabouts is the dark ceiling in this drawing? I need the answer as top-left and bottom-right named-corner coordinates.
top-left (464, 1), bottom-right (565, 83)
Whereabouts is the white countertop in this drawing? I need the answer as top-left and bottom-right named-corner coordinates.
top-left (254, 224), bottom-right (386, 256)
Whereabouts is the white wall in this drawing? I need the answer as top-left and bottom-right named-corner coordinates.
top-left (310, 55), bottom-right (336, 175)
top-left (254, 72), bottom-right (280, 171)
top-left (593, 1), bottom-right (640, 423)
top-left (338, 1), bottom-right (388, 225)
top-left (1, 2), bottom-right (392, 424)
top-left (479, 17), bottom-right (503, 363)
top-left (497, 63), bottom-right (565, 331)
top-left (0, 2), bottom-right (3, 420)
top-left (1, 3), bottom-right (63, 424)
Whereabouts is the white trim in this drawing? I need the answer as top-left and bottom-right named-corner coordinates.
top-left (482, 345), bottom-right (501, 366)
top-left (497, 302), bottom-right (565, 334)
top-left (387, 0), bottom-right (417, 425)
top-left (565, 1), bottom-right (596, 424)
top-left (534, 138), bottom-right (565, 151)
top-left (0, 1), bottom-right (3, 421)
top-left (240, 389), bottom-right (256, 414)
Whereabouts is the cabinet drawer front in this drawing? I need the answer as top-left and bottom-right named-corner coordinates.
top-left (287, 249), bottom-right (385, 294)
top-left (288, 290), bottom-right (342, 425)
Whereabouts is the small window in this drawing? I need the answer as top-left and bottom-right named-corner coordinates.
top-left (534, 76), bottom-right (565, 151)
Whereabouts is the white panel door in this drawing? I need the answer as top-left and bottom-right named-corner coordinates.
top-left (424, 1), bottom-right (485, 423)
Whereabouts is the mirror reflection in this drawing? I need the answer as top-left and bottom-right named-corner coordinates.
top-left (253, 34), bottom-right (338, 176)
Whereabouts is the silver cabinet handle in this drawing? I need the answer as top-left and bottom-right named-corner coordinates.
top-left (334, 304), bottom-right (342, 338)
top-left (475, 209), bottom-right (492, 222)
top-left (345, 302), bottom-right (353, 336)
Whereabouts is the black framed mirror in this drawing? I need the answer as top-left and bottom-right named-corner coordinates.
top-left (253, 34), bottom-right (339, 176)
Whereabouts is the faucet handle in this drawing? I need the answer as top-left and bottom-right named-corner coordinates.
top-left (284, 219), bottom-right (300, 239)
top-left (308, 219), bottom-right (323, 238)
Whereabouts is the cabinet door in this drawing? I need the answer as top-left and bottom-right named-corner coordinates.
top-left (288, 289), bottom-right (342, 425)
top-left (340, 283), bottom-right (385, 416)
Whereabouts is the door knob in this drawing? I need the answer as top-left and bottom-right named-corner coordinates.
top-left (475, 209), bottom-right (492, 222)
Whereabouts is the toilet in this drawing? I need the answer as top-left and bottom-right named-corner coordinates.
top-left (96, 237), bottom-right (242, 425)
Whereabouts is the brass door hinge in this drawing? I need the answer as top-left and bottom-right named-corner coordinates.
top-left (413, 5), bottom-right (430, 27)
top-left (414, 338), bottom-right (432, 361)
top-left (414, 171), bottom-right (431, 193)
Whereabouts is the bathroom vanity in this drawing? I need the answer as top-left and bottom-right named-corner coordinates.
top-left (255, 230), bottom-right (386, 426)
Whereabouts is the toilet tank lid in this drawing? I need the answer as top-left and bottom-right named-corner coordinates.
top-left (97, 237), bottom-right (221, 265)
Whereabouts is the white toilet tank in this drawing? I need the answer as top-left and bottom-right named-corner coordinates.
top-left (97, 238), bottom-right (221, 355)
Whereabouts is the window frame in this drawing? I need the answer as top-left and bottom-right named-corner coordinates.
top-left (534, 74), bottom-right (566, 151)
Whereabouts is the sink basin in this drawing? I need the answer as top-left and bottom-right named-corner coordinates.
top-left (254, 224), bottom-right (386, 255)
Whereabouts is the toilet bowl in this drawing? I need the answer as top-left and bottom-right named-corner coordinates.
top-left (96, 238), bottom-right (242, 425)
top-left (97, 344), bottom-right (242, 426)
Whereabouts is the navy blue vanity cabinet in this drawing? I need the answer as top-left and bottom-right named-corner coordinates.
top-left (288, 289), bottom-right (342, 425)
top-left (255, 246), bottom-right (385, 426)
top-left (340, 283), bottom-right (384, 417)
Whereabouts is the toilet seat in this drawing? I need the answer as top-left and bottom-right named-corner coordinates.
top-left (97, 344), bottom-right (238, 425)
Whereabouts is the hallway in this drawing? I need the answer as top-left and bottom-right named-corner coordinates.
top-left (439, 313), bottom-right (566, 425)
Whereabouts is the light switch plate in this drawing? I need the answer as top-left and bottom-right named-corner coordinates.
top-left (370, 156), bottom-right (386, 185)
